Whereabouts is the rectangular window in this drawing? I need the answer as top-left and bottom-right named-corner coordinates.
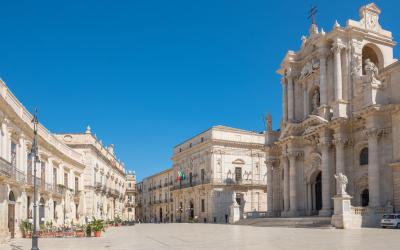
top-left (64, 173), bottom-right (68, 188)
top-left (53, 168), bottom-right (57, 186)
top-left (11, 142), bottom-right (17, 168)
top-left (201, 199), bottom-right (205, 212)
top-left (75, 177), bottom-right (79, 192)
top-left (235, 167), bottom-right (242, 182)
top-left (53, 201), bottom-right (57, 219)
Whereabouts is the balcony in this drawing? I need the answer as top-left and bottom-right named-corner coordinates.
top-left (0, 157), bottom-right (26, 184)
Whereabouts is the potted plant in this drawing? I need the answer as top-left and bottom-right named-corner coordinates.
top-left (74, 224), bottom-right (85, 237)
top-left (114, 216), bottom-right (122, 226)
top-left (90, 218), bottom-right (104, 237)
top-left (85, 223), bottom-right (92, 237)
top-left (19, 220), bottom-right (32, 238)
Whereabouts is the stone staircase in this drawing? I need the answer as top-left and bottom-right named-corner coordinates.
top-left (234, 216), bottom-right (334, 229)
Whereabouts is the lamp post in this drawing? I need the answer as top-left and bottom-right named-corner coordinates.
top-left (31, 109), bottom-right (40, 250)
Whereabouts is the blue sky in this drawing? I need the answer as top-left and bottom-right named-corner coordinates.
top-left (1, 1), bottom-right (399, 180)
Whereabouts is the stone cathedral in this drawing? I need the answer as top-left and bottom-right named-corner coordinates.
top-left (265, 3), bottom-right (400, 219)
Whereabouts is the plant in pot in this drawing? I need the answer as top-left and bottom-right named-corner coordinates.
top-left (74, 224), bottom-right (85, 237)
top-left (85, 223), bottom-right (92, 237)
top-left (114, 216), bottom-right (122, 226)
top-left (19, 220), bottom-right (32, 238)
top-left (90, 218), bottom-right (104, 237)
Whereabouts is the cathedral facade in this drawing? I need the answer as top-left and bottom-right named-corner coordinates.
top-left (266, 3), bottom-right (400, 218)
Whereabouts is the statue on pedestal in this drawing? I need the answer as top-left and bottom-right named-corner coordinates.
top-left (334, 173), bottom-right (348, 196)
top-left (312, 89), bottom-right (320, 114)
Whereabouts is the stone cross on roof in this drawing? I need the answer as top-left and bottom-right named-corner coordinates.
top-left (307, 5), bottom-right (317, 25)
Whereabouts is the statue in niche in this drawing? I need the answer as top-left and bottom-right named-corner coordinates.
top-left (334, 173), bottom-right (348, 196)
top-left (266, 113), bottom-right (272, 132)
top-left (311, 89), bottom-right (320, 113)
top-left (364, 59), bottom-right (379, 79)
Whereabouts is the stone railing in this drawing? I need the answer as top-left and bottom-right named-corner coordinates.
top-left (243, 211), bottom-right (268, 219)
top-left (351, 206), bottom-right (388, 216)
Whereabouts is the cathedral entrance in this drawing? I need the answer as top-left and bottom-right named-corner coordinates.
top-left (8, 191), bottom-right (16, 238)
top-left (315, 172), bottom-right (322, 211)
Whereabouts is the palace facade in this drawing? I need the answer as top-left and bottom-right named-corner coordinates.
top-left (0, 79), bottom-right (133, 241)
top-left (265, 3), bottom-right (400, 218)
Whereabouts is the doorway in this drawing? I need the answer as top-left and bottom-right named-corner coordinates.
top-left (39, 198), bottom-right (45, 225)
top-left (189, 201), bottom-right (194, 220)
top-left (315, 172), bottom-right (322, 211)
top-left (8, 191), bottom-right (16, 238)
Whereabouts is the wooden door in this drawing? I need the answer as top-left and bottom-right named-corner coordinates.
top-left (8, 204), bottom-right (15, 238)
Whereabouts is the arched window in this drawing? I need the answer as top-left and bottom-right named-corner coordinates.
top-left (360, 147), bottom-right (369, 166)
top-left (361, 189), bottom-right (369, 207)
top-left (8, 191), bottom-right (15, 202)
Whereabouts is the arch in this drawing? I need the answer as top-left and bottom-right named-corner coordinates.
top-left (360, 147), bottom-right (369, 166)
top-left (362, 43), bottom-right (384, 73)
top-left (8, 191), bottom-right (15, 202)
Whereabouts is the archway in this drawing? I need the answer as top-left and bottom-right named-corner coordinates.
top-left (361, 189), bottom-right (369, 207)
top-left (8, 191), bottom-right (16, 238)
top-left (159, 207), bottom-right (163, 223)
top-left (39, 197), bottom-right (45, 225)
top-left (362, 44), bottom-right (383, 74)
top-left (315, 172), bottom-right (322, 211)
top-left (189, 201), bottom-right (194, 220)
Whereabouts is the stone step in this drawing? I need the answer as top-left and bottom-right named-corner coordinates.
top-left (234, 216), bottom-right (333, 228)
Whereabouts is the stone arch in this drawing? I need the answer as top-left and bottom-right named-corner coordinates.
top-left (8, 191), bottom-right (15, 202)
top-left (355, 140), bottom-right (368, 166)
top-left (305, 152), bottom-right (322, 183)
top-left (362, 43), bottom-right (384, 73)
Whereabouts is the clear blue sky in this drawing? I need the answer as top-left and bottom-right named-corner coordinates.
top-left (1, 1), bottom-right (399, 180)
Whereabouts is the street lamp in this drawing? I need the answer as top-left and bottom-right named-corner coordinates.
top-left (30, 109), bottom-right (40, 250)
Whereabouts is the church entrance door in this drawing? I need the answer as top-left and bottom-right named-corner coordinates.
top-left (315, 172), bottom-right (322, 211)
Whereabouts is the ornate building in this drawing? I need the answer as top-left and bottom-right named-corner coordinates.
top-left (0, 80), bottom-right (87, 240)
top-left (55, 131), bottom-right (127, 222)
top-left (123, 171), bottom-right (137, 221)
top-left (266, 3), bottom-right (400, 219)
top-left (171, 126), bottom-right (267, 223)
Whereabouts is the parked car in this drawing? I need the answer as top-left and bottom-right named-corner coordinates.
top-left (381, 214), bottom-right (400, 228)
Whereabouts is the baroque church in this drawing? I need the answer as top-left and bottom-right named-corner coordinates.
top-left (265, 3), bottom-right (400, 218)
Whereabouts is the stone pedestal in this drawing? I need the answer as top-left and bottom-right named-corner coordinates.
top-left (318, 105), bottom-right (331, 120)
top-left (363, 82), bottom-right (385, 107)
top-left (331, 194), bottom-right (354, 229)
top-left (332, 100), bottom-right (349, 119)
top-left (229, 204), bottom-right (240, 223)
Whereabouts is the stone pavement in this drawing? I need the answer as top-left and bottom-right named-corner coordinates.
top-left (1, 224), bottom-right (400, 250)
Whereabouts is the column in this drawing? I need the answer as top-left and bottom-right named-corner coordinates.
top-left (319, 53), bottom-right (327, 105)
top-left (367, 128), bottom-right (380, 207)
top-left (283, 157), bottom-right (289, 212)
top-left (288, 152), bottom-right (300, 216)
top-left (332, 41), bottom-right (348, 118)
top-left (266, 160), bottom-right (274, 216)
top-left (319, 136), bottom-right (332, 216)
top-left (332, 42), bottom-right (343, 101)
top-left (282, 78), bottom-right (288, 123)
top-left (303, 83), bottom-right (308, 118)
top-left (287, 70), bottom-right (294, 122)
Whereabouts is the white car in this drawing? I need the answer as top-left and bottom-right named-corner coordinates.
top-left (381, 214), bottom-right (400, 228)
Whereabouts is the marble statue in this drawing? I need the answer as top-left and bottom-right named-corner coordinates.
top-left (312, 89), bottom-right (320, 113)
top-left (334, 173), bottom-right (348, 195)
top-left (365, 59), bottom-right (379, 79)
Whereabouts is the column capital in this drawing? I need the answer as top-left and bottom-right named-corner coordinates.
top-left (365, 127), bottom-right (391, 138)
top-left (265, 158), bottom-right (279, 169)
top-left (318, 137), bottom-right (332, 149)
top-left (287, 151), bottom-right (303, 160)
top-left (318, 47), bottom-right (330, 58)
top-left (331, 42), bottom-right (346, 54)
top-left (332, 135), bottom-right (349, 147)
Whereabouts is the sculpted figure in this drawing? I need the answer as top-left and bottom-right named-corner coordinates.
top-left (364, 59), bottom-right (379, 79)
top-left (334, 173), bottom-right (348, 195)
top-left (312, 89), bottom-right (320, 113)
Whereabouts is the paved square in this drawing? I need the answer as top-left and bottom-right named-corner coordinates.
top-left (2, 224), bottom-right (400, 250)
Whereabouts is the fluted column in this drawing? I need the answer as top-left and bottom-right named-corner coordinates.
top-left (367, 128), bottom-right (381, 207)
top-left (319, 135), bottom-right (333, 216)
top-left (332, 41), bottom-right (348, 118)
top-left (282, 78), bottom-right (288, 123)
top-left (319, 48), bottom-right (328, 106)
top-left (266, 160), bottom-right (274, 216)
top-left (333, 134), bottom-right (348, 195)
top-left (288, 151), bottom-right (301, 216)
top-left (303, 83), bottom-right (308, 118)
top-left (283, 156), bottom-right (289, 212)
top-left (286, 69), bottom-right (294, 122)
